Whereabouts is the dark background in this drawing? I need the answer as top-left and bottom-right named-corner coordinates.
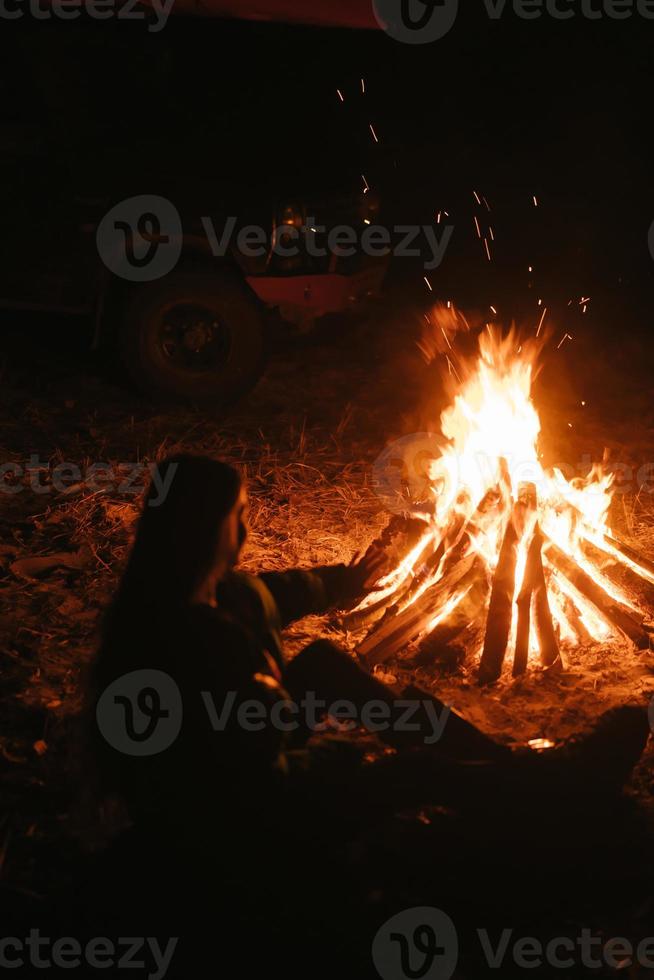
top-left (1, 7), bottom-right (652, 343)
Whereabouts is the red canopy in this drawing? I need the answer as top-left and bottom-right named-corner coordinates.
top-left (168, 0), bottom-right (379, 28)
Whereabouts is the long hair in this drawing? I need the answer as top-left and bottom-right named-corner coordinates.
top-left (109, 454), bottom-right (242, 614)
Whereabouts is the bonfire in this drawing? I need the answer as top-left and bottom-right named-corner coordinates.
top-left (348, 311), bottom-right (654, 683)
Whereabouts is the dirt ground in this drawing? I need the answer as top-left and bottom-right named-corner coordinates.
top-left (3, 309), bottom-right (654, 970)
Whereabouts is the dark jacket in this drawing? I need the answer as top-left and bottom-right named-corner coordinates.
top-left (92, 564), bottom-right (359, 854)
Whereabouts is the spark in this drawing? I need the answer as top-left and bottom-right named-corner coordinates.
top-left (484, 238), bottom-right (492, 261)
top-left (536, 306), bottom-right (547, 337)
top-left (424, 276), bottom-right (433, 291)
top-left (369, 123), bottom-right (379, 143)
top-left (361, 78), bottom-right (366, 93)
top-left (337, 89), bottom-right (344, 102)
top-left (489, 226), bottom-right (495, 241)
top-left (441, 326), bottom-right (453, 350)
top-left (364, 219), bottom-right (371, 225)
top-left (437, 211), bottom-right (442, 224)
top-left (533, 195), bottom-right (539, 207)
top-left (474, 216), bottom-right (481, 238)
top-left (483, 196), bottom-right (491, 212)
top-left (362, 174), bottom-right (370, 194)
top-left (473, 190), bottom-right (482, 205)
top-left (528, 265), bottom-right (533, 273)
top-left (446, 355), bottom-right (461, 382)
top-left (490, 305), bottom-right (497, 315)
top-left (557, 333), bottom-right (573, 349)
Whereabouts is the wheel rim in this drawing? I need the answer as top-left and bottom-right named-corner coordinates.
top-left (157, 302), bottom-right (232, 375)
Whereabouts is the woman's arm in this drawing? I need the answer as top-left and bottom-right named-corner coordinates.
top-left (260, 542), bottom-right (390, 627)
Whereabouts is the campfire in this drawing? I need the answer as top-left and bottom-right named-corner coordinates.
top-left (347, 319), bottom-right (654, 683)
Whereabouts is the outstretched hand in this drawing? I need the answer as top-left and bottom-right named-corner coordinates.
top-left (348, 540), bottom-right (390, 596)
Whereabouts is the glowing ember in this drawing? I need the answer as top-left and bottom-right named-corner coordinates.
top-left (355, 314), bottom-right (653, 681)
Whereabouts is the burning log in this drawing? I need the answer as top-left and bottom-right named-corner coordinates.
top-left (512, 507), bottom-right (558, 677)
top-left (562, 593), bottom-right (594, 644)
top-left (513, 532), bottom-right (538, 677)
top-left (580, 526), bottom-right (654, 581)
top-left (416, 619), bottom-right (486, 672)
top-left (543, 539), bottom-right (650, 649)
top-left (478, 483), bottom-right (536, 685)
top-left (342, 515), bottom-right (448, 630)
top-left (530, 536), bottom-right (561, 670)
top-left (477, 518), bottom-right (519, 685)
top-left (359, 476), bottom-right (509, 667)
top-left (579, 539), bottom-right (654, 610)
top-left (414, 557), bottom-right (491, 666)
top-left (358, 552), bottom-right (478, 666)
top-left (562, 501), bottom-right (654, 582)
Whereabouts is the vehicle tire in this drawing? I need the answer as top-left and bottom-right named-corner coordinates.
top-left (117, 272), bottom-right (267, 405)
